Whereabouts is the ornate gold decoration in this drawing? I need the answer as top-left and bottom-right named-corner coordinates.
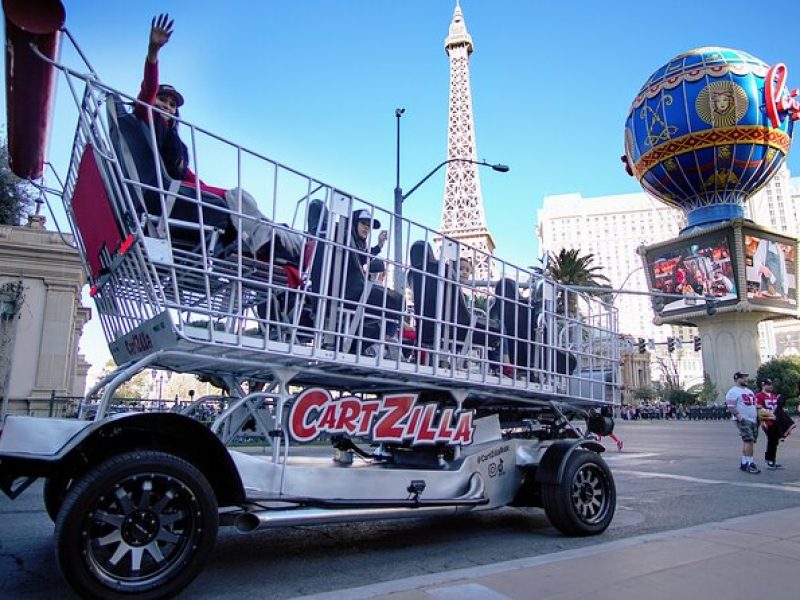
top-left (765, 148), bottom-right (776, 162)
top-left (640, 95), bottom-right (679, 147)
top-left (703, 169), bottom-right (740, 188)
top-left (696, 81), bottom-right (748, 127)
top-left (665, 158), bottom-right (678, 171)
top-left (718, 145), bottom-right (732, 159)
top-left (632, 126), bottom-right (791, 178)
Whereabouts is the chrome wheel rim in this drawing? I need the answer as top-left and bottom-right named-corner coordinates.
top-left (570, 464), bottom-right (611, 525)
top-left (82, 472), bottom-right (202, 589)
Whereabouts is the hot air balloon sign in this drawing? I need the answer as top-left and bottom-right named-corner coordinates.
top-left (624, 47), bottom-right (799, 231)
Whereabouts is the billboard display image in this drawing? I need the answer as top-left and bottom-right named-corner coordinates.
top-left (645, 229), bottom-right (739, 316)
top-left (743, 231), bottom-right (797, 309)
top-left (775, 330), bottom-right (800, 357)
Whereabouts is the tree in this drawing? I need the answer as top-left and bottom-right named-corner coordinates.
top-left (695, 372), bottom-right (719, 405)
top-left (756, 356), bottom-right (800, 400)
top-left (163, 372), bottom-right (216, 404)
top-left (546, 248), bottom-right (610, 315)
top-left (0, 138), bottom-right (36, 225)
top-left (664, 388), bottom-right (696, 406)
top-left (632, 385), bottom-right (657, 402)
top-left (99, 360), bottom-right (151, 399)
top-left (655, 353), bottom-right (681, 390)
top-left (547, 248), bottom-right (610, 287)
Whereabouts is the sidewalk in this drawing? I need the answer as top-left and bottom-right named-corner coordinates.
top-left (294, 506), bottom-right (800, 600)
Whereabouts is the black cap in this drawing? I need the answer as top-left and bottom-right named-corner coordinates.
top-left (354, 209), bottom-right (380, 229)
top-left (762, 378), bottom-right (773, 385)
top-left (157, 84), bottom-right (185, 107)
top-left (733, 371), bottom-right (749, 380)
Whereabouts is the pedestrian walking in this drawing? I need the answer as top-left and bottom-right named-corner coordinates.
top-left (725, 371), bottom-right (760, 474)
top-left (607, 431), bottom-right (624, 451)
top-left (755, 378), bottom-right (783, 469)
top-left (588, 406), bottom-right (624, 450)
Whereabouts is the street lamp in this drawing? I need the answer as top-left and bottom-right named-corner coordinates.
top-left (392, 108), bottom-right (509, 290)
top-left (150, 369), bottom-right (172, 410)
top-left (393, 108), bottom-right (405, 292)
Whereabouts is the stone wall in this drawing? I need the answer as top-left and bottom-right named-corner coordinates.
top-left (0, 219), bottom-right (91, 416)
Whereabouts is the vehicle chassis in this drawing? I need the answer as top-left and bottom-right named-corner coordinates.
top-left (0, 352), bottom-right (616, 599)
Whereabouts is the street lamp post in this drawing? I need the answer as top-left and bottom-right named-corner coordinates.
top-left (150, 369), bottom-right (173, 410)
top-left (150, 369), bottom-right (158, 403)
top-left (393, 108), bottom-right (405, 292)
top-left (392, 107), bottom-right (509, 291)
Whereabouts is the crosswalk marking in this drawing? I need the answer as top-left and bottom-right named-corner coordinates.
top-left (602, 452), bottom-right (659, 461)
top-left (615, 469), bottom-right (800, 493)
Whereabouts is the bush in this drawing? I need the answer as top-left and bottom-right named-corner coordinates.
top-left (664, 388), bottom-right (696, 406)
top-left (632, 386), bottom-right (657, 402)
top-left (756, 357), bottom-right (800, 399)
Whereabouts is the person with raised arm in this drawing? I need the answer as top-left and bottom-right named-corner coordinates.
top-left (133, 13), bottom-right (302, 261)
top-left (135, 13), bottom-right (226, 197)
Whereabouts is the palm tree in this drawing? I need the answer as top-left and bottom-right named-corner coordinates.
top-left (547, 248), bottom-right (609, 287)
top-left (547, 248), bottom-right (610, 316)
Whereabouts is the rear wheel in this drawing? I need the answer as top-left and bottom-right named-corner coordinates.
top-left (55, 450), bottom-right (218, 599)
top-left (542, 449), bottom-right (615, 536)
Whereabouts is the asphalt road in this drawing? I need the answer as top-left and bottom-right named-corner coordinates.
top-left (2, 419), bottom-right (800, 599)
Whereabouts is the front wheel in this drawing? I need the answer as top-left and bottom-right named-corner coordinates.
top-left (55, 450), bottom-right (218, 599)
top-left (541, 449), bottom-right (615, 536)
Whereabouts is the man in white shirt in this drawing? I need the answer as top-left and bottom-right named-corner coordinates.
top-left (725, 371), bottom-right (760, 473)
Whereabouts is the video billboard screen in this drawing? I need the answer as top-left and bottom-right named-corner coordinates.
top-left (743, 230), bottom-right (797, 310)
top-left (645, 229), bottom-right (738, 316)
top-left (775, 330), bottom-right (800, 357)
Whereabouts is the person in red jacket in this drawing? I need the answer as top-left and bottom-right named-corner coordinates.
top-left (135, 13), bottom-right (226, 198)
top-left (131, 13), bottom-right (304, 262)
top-left (756, 378), bottom-right (783, 469)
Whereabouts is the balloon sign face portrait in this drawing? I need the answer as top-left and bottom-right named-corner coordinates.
top-left (624, 47), bottom-right (799, 230)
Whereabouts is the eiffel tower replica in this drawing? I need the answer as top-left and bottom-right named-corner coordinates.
top-left (440, 2), bottom-right (495, 280)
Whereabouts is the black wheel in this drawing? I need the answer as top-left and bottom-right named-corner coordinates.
top-left (55, 450), bottom-right (218, 599)
top-left (43, 472), bottom-right (74, 522)
top-left (542, 449), bottom-right (615, 536)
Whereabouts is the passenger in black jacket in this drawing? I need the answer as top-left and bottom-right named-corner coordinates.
top-left (344, 210), bottom-right (403, 340)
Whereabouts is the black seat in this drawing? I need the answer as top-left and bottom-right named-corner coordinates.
top-left (408, 241), bottom-right (499, 356)
top-left (306, 204), bottom-right (403, 350)
top-left (105, 94), bottom-right (232, 252)
top-left (491, 278), bottom-right (536, 370)
top-left (306, 198), bottom-right (330, 300)
top-left (491, 277), bottom-right (576, 377)
top-left (341, 215), bottom-right (403, 335)
top-left (106, 94), bottom-right (309, 330)
top-left (276, 198), bottom-right (328, 334)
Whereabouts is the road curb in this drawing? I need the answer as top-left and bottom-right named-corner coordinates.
top-left (289, 505), bottom-right (800, 600)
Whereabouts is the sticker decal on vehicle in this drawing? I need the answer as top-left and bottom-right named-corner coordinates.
top-left (288, 389), bottom-right (474, 446)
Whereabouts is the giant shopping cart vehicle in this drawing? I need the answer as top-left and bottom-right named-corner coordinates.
top-left (0, 3), bottom-right (621, 598)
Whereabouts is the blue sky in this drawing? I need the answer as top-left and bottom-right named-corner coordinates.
top-left (4, 0), bottom-right (800, 369)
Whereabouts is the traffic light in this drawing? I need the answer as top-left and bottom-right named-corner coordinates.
top-left (667, 337), bottom-right (676, 353)
top-left (693, 335), bottom-right (702, 351)
top-left (637, 338), bottom-right (646, 353)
